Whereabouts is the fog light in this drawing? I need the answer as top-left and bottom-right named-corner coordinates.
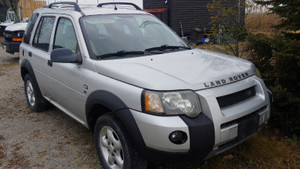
top-left (169, 130), bottom-right (187, 144)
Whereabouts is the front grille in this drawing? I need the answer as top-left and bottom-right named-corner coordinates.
top-left (217, 86), bottom-right (256, 108)
top-left (0, 26), bottom-right (6, 31)
top-left (4, 31), bottom-right (13, 41)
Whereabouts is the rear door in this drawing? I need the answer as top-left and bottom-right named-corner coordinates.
top-left (25, 15), bottom-right (56, 98)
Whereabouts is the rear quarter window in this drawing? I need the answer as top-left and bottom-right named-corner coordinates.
top-left (23, 13), bottom-right (39, 44)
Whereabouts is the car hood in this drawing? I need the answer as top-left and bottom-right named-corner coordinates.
top-left (5, 22), bottom-right (27, 31)
top-left (94, 49), bottom-right (255, 90)
top-left (0, 22), bottom-right (14, 27)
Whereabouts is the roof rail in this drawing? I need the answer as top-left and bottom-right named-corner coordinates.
top-left (97, 2), bottom-right (142, 11)
top-left (45, 2), bottom-right (82, 12)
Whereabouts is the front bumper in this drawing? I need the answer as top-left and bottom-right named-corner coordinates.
top-left (1, 40), bottom-right (21, 54)
top-left (116, 76), bottom-right (271, 162)
top-left (128, 110), bottom-right (215, 162)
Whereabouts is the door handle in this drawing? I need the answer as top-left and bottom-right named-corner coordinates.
top-left (28, 52), bottom-right (32, 57)
top-left (47, 60), bottom-right (53, 67)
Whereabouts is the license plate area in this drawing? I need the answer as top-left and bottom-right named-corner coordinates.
top-left (238, 114), bottom-right (259, 140)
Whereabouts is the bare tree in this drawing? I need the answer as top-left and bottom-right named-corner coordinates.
top-left (8, 0), bottom-right (20, 21)
top-left (0, 0), bottom-right (10, 7)
top-left (207, 0), bottom-right (247, 57)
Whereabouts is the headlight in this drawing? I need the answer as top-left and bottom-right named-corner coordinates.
top-left (142, 90), bottom-right (202, 118)
top-left (18, 31), bottom-right (24, 37)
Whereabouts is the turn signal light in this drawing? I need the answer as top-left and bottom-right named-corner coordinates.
top-left (12, 38), bottom-right (23, 42)
top-left (144, 92), bottom-right (164, 113)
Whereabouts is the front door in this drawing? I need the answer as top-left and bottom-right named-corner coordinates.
top-left (46, 17), bottom-right (86, 122)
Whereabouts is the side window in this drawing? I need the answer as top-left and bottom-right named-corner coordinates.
top-left (23, 13), bottom-right (39, 44)
top-left (53, 18), bottom-right (78, 53)
top-left (32, 16), bottom-right (55, 52)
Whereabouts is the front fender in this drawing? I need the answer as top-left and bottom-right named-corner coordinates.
top-left (85, 90), bottom-right (147, 156)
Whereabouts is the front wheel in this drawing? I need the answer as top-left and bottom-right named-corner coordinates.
top-left (94, 114), bottom-right (147, 169)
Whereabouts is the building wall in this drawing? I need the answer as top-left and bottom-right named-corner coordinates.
top-left (144, 0), bottom-right (245, 42)
top-left (19, 0), bottom-right (46, 18)
top-left (144, 0), bottom-right (166, 8)
top-left (143, 0), bottom-right (169, 25)
top-left (144, 0), bottom-right (214, 41)
top-left (170, 0), bottom-right (213, 35)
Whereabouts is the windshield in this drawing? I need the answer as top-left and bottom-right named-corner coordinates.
top-left (81, 14), bottom-right (188, 59)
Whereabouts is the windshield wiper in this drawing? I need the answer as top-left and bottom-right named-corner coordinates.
top-left (98, 50), bottom-right (144, 59)
top-left (145, 45), bottom-right (191, 52)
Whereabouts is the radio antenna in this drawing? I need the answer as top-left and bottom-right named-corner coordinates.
top-left (113, 0), bottom-right (117, 10)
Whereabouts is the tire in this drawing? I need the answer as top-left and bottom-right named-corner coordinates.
top-left (24, 74), bottom-right (49, 112)
top-left (94, 114), bottom-right (147, 169)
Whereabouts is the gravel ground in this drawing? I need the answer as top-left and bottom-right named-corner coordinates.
top-left (0, 48), bottom-right (102, 168)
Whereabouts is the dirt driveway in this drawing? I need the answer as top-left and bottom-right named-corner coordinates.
top-left (0, 48), bottom-right (102, 168)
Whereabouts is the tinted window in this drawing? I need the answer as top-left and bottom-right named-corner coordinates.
top-left (81, 15), bottom-right (187, 59)
top-left (23, 13), bottom-right (39, 44)
top-left (53, 18), bottom-right (78, 53)
top-left (33, 16), bottom-right (55, 51)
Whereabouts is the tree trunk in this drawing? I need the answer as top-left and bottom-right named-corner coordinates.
top-left (235, 40), bottom-right (239, 57)
top-left (0, 0), bottom-right (10, 7)
top-left (8, 0), bottom-right (20, 22)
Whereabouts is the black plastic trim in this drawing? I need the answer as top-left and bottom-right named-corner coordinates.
top-left (121, 111), bottom-right (215, 162)
top-left (268, 90), bottom-right (273, 104)
top-left (85, 91), bottom-right (148, 159)
top-left (50, 48), bottom-right (82, 64)
top-left (85, 90), bottom-right (128, 130)
top-left (268, 90), bottom-right (272, 115)
top-left (1, 40), bottom-right (21, 53)
top-left (217, 86), bottom-right (256, 108)
top-left (114, 109), bottom-right (148, 159)
top-left (20, 60), bottom-right (43, 95)
top-left (106, 108), bottom-right (207, 163)
top-left (180, 114), bottom-right (215, 159)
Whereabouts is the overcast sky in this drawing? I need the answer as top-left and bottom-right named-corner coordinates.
top-left (45, 0), bottom-right (143, 9)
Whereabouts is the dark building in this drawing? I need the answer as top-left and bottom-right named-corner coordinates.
top-left (144, 0), bottom-right (245, 42)
top-left (0, 6), bottom-right (9, 22)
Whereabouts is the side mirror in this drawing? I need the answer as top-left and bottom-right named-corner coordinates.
top-left (181, 37), bottom-right (189, 45)
top-left (50, 48), bottom-right (82, 64)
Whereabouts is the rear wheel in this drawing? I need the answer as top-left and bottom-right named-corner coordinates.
top-left (24, 74), bottom-right (49, 112)
top-left (94, 114), bottom-right (147, 169)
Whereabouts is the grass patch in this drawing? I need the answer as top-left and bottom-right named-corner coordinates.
top-left (246, 13), bottom-right (282, 33)
top-left (233, 131), bottom-right (300, 168)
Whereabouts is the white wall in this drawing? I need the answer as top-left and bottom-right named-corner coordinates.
top-left (45, 0), bottom-right (143, 9)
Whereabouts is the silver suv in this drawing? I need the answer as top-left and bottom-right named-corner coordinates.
top-left (19, 2), bottom-right (272, 169)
